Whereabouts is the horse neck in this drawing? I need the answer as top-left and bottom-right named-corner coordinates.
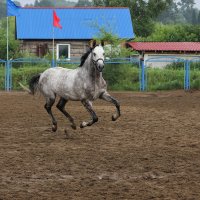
top-left (83, 53), bottom-right (101, 80)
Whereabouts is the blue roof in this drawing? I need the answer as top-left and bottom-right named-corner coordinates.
top-left (16, 7), bottom-right (134, 40)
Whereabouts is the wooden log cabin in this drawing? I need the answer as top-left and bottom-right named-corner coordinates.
top-left (14, 6), bottom-right (134, 59)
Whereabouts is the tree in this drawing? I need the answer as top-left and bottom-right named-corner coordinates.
top-left (76, 0), bottom-right (92, 7)
top-left (93, 0), bottom-right (110, 6)
top-left (92, 0), bottom-right (173, 37)
top-left (157, 2), bottom-right (185, 24)
top-left (191, 9), bottom-right (197, 24)
top-left (0, 1), bottom-right (6, 19)
top-left (177, 0), bottom-right (196, 23)
top-left (136, 23), bottom-right (200, 42)
top-left (0, 18), bottom-right (20, 59)
top-left (34, 0), bottom-right (54, 7)
top-left (198, 11), bottom-right (200, 24)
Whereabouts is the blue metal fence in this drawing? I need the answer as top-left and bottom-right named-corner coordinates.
top-left (144, 56), bottom-right (186, 91)
top-left (1, 56), bottom-right (200, 91)
top-left (0, 59), bottom-right (7, 91)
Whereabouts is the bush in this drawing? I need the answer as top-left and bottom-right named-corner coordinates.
top-left (103, 63), bottom-right (139, 91)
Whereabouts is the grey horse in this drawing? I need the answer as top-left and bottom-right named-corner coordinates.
top-left (28, 41), bottom-right (121, 131)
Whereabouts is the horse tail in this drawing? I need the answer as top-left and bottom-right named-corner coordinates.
top-left (29, 74), bottom-right (41, 95)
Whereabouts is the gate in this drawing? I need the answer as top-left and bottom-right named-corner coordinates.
top-left (140, 57), bottom-right (187, 91)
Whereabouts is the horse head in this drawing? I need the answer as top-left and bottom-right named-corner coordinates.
top-left (91, 40), bottom-right (105, 72)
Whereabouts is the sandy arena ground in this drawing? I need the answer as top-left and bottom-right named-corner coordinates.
top-left (0, 91), bottom-right (200, 200)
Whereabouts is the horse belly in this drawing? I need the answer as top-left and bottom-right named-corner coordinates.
top-left (55, 81), bottom-right (84, 101)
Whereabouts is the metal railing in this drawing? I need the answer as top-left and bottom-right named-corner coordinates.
top-left (1, 56), bottom-right (200, 91)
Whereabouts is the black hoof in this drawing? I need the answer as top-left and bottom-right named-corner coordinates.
top-left (71, 124), bottom-right (77, 130)
top-left (112, 116), bottom-right (117, 121)
top-left (52, 124), bottom-right (57, 132)
top-left (80, 121), bottom-right (87, 128)
top-left (80, 124), bottom-right (84, 128)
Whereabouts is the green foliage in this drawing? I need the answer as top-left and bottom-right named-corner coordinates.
top-left (12, 65), bottom-right (48, 90)
top-left (92, 0), bottom-right (173, 37)
top-left (94, 27), bottom-right (137, 58)
top-left (0, 1), bottom-right (6, 19)
top-left (147, 68), bottom-right (184, 90)
top-left (104, 64), bottom-right (139, 91)
top-left (0, 17), bottom-right (20, 59)
top-left (136, 23), bottom-right (200, 42)
top-left (157, 0), bottom-right (199, 24)
top-left (75, 0), bottom-right (92, 6)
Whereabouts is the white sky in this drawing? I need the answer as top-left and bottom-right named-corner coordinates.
top-left (17, 0), bottom-right (200, 8)
top-left (17, 0), bottom-right (78, 6)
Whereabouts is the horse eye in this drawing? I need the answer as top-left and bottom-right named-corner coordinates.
top-left (94, 53), bottom-right (96, 57)
top-left (103, 53), bottom-right (105, 56)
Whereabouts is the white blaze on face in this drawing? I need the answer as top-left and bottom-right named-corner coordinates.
top-left (93, 45), bottom-right (105, 62)
top-left (92, 45), bottom-right (105, 72)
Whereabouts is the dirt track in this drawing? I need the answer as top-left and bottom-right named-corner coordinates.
top-left (0, 91), bottom-right (200, 200)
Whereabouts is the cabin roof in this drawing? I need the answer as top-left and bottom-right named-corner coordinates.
top-left (16, 7), bottom-right (134, 40)
top-left (127, 42), bottom-right (200, 52)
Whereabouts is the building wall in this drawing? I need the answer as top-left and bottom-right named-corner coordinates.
top-left (142, 53), bottom-right (200, 68)
top-left (20, 40), bottom-right (90, 58)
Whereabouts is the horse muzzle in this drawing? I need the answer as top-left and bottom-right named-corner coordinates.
top-left (94, 59), bottom-right (104, 72)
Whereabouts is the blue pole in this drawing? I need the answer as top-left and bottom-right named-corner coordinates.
top-left (51, 59), bottom-right (55, 67)
top-left (10, 61), bottom-right (12, 90)
top-left (139, 60), bottom-right (142, 91)
top-left (140, 60), bottom-right (145, 91)
top-left (188, 61), bottom-right (190, 90)
top-left (184, 60), bottom-right (190, 91)
top-left (184, 61), bottom-right (186, 90)
top-left (5, 60), bottom-right (11, 91)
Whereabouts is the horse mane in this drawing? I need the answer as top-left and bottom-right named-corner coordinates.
top-left (79, 48), bottom-right (92, 67)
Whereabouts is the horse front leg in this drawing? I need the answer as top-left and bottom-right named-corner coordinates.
top-left (44, 98), bottom-right (57, 132)
top-left (100, 91), bottom-right (121, 121)
top-left (80, 100), bottom-right (98, 128)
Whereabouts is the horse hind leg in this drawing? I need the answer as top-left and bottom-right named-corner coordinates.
top-left (100, 92), bottom-right (121, 121)
top-left (80, 100), bottom-right (98, 128)
top-left (44, 97), bottom-right (57, 132)
top-left (56, 97), bottom-right (76, 130)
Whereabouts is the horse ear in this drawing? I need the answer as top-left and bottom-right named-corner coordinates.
top-left (92, 40), bottom-right (96, 48)
top-left (101, 40), bottom-right (104, 47)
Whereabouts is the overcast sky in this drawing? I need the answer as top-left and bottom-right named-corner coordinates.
top-left (17, 0), bottom-right (78, 5)
top-left (17, 0), bottom-right (200, 8)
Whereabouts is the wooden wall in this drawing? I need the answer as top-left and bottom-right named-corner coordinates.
top-left (20, 40), bottom-right (90, 58)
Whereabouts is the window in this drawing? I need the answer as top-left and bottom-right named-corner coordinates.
top-left (56, 44), bottom-right (70, 60)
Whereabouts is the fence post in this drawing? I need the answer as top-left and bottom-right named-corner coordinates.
top-left (51, 59), bottom-right (56, 67)
top-left (184, 60), bottom-right (190, 91)
top-left (5, 60), bottom-right (11, 91)
top-left (140, 59), bottom-right (146, 91)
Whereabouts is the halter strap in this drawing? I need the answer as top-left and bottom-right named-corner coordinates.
top-left (92, 58), bottom-right (104, 66)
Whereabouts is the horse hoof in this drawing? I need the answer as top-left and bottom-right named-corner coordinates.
top-left (80, 124), bottom-right (84, 128)
top-left (112, 114), bottom-right (118, 121)
top-left (80, 122), bottom-right (87, 128)
top-left (71, 124), bottom-right (77, 130)
top-left (52, 125), bottom-right (57, 132)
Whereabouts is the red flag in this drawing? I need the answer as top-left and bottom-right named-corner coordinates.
top-left (53, 10), bottom-right (62, 29)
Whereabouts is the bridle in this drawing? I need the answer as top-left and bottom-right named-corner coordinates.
top-left (92, 58), bottom-right (105, 67)
top-left (91, 46), bottom-right (105, 69)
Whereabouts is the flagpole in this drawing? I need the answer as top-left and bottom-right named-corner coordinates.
top-left (7, 16), bottom-right (9, 61)
top-left (6, 16), bottom-right (10, 91)
top-left (52, 26), bottom-right (55, 67)
top-left (52, 10), bottom-right (62, 67)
